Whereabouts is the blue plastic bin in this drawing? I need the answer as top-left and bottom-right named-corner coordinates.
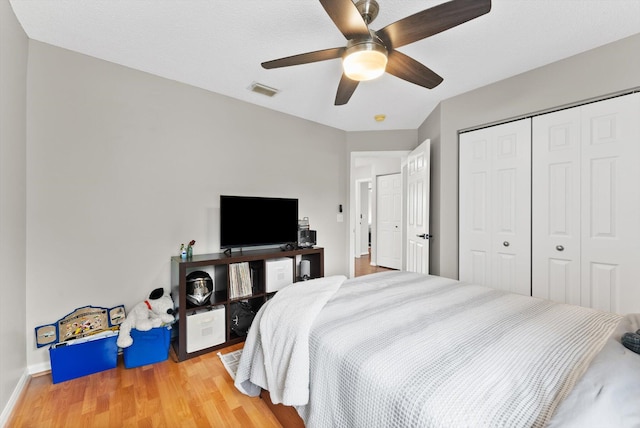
top-left (49, 333), bottom-right (118, 384)
top-left (123, 326), bottom-right (171, 368)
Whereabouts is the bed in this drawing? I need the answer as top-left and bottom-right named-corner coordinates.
top-left (235, 271), bottom-right (640, 427)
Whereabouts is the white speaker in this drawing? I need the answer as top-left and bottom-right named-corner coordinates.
top-left (300, 260), bottom-right (311, 280)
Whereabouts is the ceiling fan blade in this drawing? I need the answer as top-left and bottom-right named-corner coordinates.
top-left (320, 0), bottom-right (370, 40)
top-left (262, 47), bottom-right (345, 69)
top-left (377, 0), bottom-right (491, 49)
top-left (335, 74), bottom-right (359, 105)
top-left (385, 50), bottom-right (443, 89)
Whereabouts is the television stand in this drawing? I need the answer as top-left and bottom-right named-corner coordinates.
top-left (170, 246), bottom-right (324, 361)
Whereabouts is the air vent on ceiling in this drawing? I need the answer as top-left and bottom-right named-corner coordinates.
top-left (248, 82), bottom-right (279, 97)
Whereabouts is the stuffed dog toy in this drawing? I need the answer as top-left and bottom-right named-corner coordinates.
top-left (117, 288), bottom-right (174, 348)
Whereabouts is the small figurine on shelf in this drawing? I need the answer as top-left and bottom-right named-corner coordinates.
top-left (187, 240), bottom-right (195, 258)
top-left (180, 243), bottom-right (187, 259)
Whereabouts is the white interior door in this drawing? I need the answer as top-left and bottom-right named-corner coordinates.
top-left (406, 140), bottom-right (430, 274)
top-left (459, 118), bottom-right (531, 295)
top-left (377, 173), bottom-right (402, 269)
top-left (459, 130), bottom-right (492, 286)
top-left (533, 93), bottom-right (640, 314)
top-left (532, 107), bottom-right (582, 305)
top-left (580, 93), bottom-right (640, 314)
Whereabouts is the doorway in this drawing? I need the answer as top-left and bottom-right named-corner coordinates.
top-left (349, 151), bottom-right (410, 278)
top-left (355, 178), bottom-right (394, 276)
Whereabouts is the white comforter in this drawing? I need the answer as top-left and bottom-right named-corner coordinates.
top-left (234, 275), bottom-right (346, 405)
top-left (236, 272), bottom-right (640, 427)
top-left (548, 312), bottom-right (640, 427)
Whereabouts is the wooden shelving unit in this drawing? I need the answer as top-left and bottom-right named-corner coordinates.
top-left (170, 247), bottom-right (324, 361)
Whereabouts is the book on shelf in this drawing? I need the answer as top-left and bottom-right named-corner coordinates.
top-left (229, 262), bottom-right (252, 299)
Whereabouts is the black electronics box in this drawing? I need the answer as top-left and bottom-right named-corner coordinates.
top-left (297, 229), bottom-right (316, 248)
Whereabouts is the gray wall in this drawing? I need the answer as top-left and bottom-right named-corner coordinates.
top-left (418, 104), bottom-right (441, 275)
top-left (0, 0), bottom-right (28, 420)
top-left (419, 33), bottom-right (640, 279)
top-left (347, 130), bottom-right (418, 152)
top-left (25, 41), bottom-right (349, 367)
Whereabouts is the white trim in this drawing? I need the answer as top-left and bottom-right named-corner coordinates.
top-left (28, 361), bottom-right (51, 375)
top-left (1, 362), bottom-right (53, 427)
top-left (0, 369), bottom-right (30, 428)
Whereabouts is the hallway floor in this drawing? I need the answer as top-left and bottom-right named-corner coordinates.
top-left (354, 249), bottom-right (394, 277)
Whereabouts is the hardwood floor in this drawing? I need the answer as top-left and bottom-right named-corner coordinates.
top-left (9, 254), bottom-right (391, 427)
top-left (7, 342), bottom-right (281, 428)
top-left (354, 248), bottom-right (394, 277)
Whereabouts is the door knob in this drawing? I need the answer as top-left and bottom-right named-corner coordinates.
top-left (556, 245), bottom-right (564, 251)
top-left (503, 241), bottom-right (510, 247)
top-left (417, 234), bottom-right (432, 239)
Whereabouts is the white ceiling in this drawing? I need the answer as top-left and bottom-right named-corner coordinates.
top-left (10, 0), bottom-right (640, 132)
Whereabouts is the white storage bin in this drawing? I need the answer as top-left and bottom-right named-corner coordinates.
top-left (186, 306), bottom-right (225, 353)
top-left (265, 257), bottom-right (294, 293)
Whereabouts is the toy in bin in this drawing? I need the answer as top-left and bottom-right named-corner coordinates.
top-left (117, 288), bottom-right (175, 368)
top-left (34, 304), bottom-right (126, 384)
top-left (123, 325), bottom-right (172, 368)
top-left (117, 288), bottom-right (175, 348)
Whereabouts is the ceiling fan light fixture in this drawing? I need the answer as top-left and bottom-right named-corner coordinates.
top-left (342, 42), bottom-right (387, 81)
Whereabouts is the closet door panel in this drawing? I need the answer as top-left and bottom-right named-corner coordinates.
top-left (532, 108), bottom-right (581, 304)
top-left (491, 119), bottom-right (531, 296)
top-left (547, 259), bottom-right (574, 303)
top-left (580, 93), bottom-right (640, 314)
top-left (589, 262), bottom-right (618, 313)
top-left (460, 118), bottom-right (531, 295)
top-left (494, 252), bottom-right (516, 292)
top-left (470, 250), bottom-right (488, 285)
top-left (459, 131), bottom-right (492, 286)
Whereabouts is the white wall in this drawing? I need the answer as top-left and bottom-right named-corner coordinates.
top-left (420, 33), bottom-right (640, 279)
top-left (357, 181), bottom-right (369, 255)
top-left (25, 41), bottom-right (348, 368)
top-left (353, 165), bottom-right (373, 258)
top-left (0, 0), bottom-right (28, 422)
top-left (370, 157), bottom-right (402, 176)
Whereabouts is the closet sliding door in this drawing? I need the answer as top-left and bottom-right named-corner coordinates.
top-left (532, 93), bottom-right (640, 314)
top-left (459, 118), bottom-right (531, 296)
top-left (531, 108), bottom-right (582, 306)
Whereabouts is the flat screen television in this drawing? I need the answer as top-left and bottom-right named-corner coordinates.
top-left (220, 195), bottom-right (299, 249)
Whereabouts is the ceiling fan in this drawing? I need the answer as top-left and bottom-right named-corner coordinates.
top-left (262, 0), bottom-right (491, 105)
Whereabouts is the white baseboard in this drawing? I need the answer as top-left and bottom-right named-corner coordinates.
top-left (0, 369), bottom-right (29, 428)
top-left (0, 362), bottom-right (52, 427)
top-left (28, 361), bottom-right (51, 375)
